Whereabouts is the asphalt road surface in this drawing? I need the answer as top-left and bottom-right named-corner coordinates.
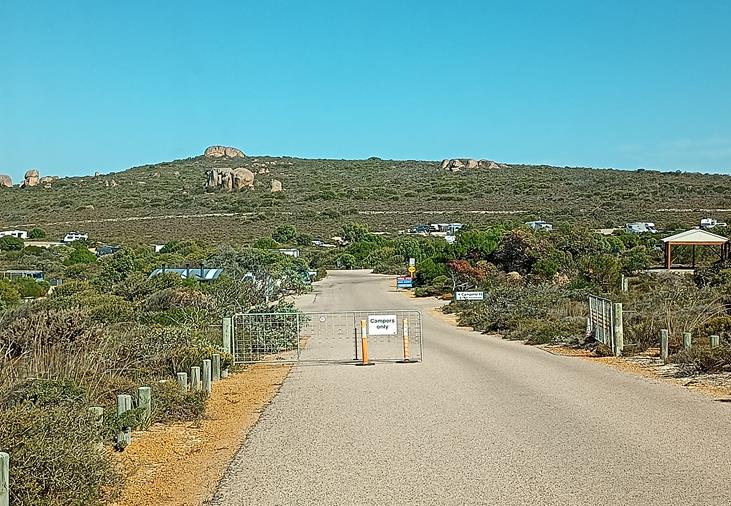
top-left (212, 270), bottom-right (731, 505)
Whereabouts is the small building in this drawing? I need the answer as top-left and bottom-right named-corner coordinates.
top-left (0, 270), bottom-right (44, 281)
top-left (96, 245), bottom-right (121, 256)
top-left (148, 267), bottom-right (224, 282)
top-left (625, 222), bottom-right (657, 234)
top-left (154, 244), bottom-right (166, 253)
top-left (278, 248), bottom-right (300, 258)
top-left (526, 220), bottom-right (553, 232)
top-left (63, 232), bottom-right (89, 243)
top-left (662, 229), bottom-right (729, 269)
top-left (0, 230), bottom-right (28, 239)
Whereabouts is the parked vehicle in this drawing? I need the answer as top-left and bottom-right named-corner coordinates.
top-left (700, 218), bottom-right (727, 229)
top-left (625, 222), bottom-right (657, 234)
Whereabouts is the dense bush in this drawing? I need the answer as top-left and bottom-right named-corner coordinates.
top-left (671, 346), bottom-right (731, 374)
top-left (0, 379), bottom-right (121, 505)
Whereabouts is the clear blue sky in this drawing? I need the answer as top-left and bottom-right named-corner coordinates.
top-left (1, 0), bottom-right (730, 182)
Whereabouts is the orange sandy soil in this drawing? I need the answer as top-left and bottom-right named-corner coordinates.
top-left (112, 364), bottom-right (291, 506)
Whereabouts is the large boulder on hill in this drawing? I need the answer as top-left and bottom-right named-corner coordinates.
top-left (440, 158), bottom-right (506, 172)
top-left (271, 179), bottom-right (283, 192)
top-left (205, 167), bottom-right (255, 191)
top-left (204, 145), bottom-right (246, 158)
top-left (21, 169), bottom-right (40, 188)
top-left (39, 176), bottom-right (58, 185)
top-left (0, 175), bottom-right (11, 188)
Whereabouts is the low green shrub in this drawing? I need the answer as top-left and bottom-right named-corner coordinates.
top-left (670, 345), bottom-right (731, 374)
top-left (0, 380), bottom-right (121, 505)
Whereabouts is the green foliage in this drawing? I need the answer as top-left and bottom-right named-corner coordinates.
top-left (13, 277), bottom-right (50, 298)
top-left (272, 224), bottom-right (297, 244)
top-left (28, 227), bottom-right (47, 239)
top-left (671, 346), bottom-right (731, 373)
top-left (0, 380), bottom-right (120, 505)
top-left (64, 246), bottom-right (97, 265)
top-left (253, 237), bottom-right (279, 249)
top-left (0, 278), bottom-right (20, 305)
top-left (0, 236), bottom-right (24, 251)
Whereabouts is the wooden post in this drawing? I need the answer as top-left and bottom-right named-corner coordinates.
top-left (221, 369), bottom-right (229, 379)
top-left (177, 372), bottom-right (188, 393)
top-left (117, 394), bottom-right (133, 447)
top-left (212, 353), bottom-right (221, 381)
top-left (683, 332), bottom-right (692, 350)
top-left (660, 329), bottom-right (669, 362)
top-left (613, 303), bottom-right (624, 357)
top-left (621, 276), bottom-right (629, 292)
top-left (190, 366), bottom-right (201, 392)
top-left (89, 406), bottom-right (104, 450)
top-left (222, 317), bottom-right (232, 354)
top-left (202, 359), bottom-right (212, 393)
top-left (137, 387), bottom-right (151, 428)
top-left (0, 452), bottom-right (9, 506)
top-left (710, 334), bottom-right (720, 348)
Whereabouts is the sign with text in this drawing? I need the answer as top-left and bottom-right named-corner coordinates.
top-left (368, 314), bottom-right (398, 335)
top-left (455, 291), bottom-right (485, 301)
top-left (396, 277), bottom-right (413, 288)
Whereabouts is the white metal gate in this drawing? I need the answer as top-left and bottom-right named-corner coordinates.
top-left (230, 310), bottom-right (423, 364)
top-left (588, 295), bottom-right (615, 349)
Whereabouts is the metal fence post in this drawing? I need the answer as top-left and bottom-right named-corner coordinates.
top-left (710, 335), bottom-right (720, 348)
top-left (683, 332), bottom-right (692, 350)
top-left (0, 452), bottom-right (9, 506)
top-left (613, 303), bottom-right (623, 356)
top-left (356, 319), bottom-right (374, 366)
top-left (660, 329), bottom-right (669, 362)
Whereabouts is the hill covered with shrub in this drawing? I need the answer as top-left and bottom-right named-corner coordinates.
top-left (1, 153), bottom-right (730, 245)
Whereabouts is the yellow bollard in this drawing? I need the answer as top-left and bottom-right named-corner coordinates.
top-left (356, 319), bottom-right (374, 366)
top-left (397, 318), bottom-right (415, 363)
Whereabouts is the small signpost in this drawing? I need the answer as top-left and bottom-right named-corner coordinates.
top-left (368, 314), bottom-right (398, 335)
top-left (455, 291), bottom-right (485, 301)
top-left (397, 277), bottom-right (413, 289)
top-left (408, 266), bottom-right (416, 275)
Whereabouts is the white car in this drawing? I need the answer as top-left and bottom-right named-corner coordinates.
top-left (63, 232), bottom-right (89, 243)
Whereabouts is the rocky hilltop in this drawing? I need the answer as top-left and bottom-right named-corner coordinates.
top-left (0, 175), bottom-right (11, 188)
top-left (440, 158), bottom-right (506, 171)
top-left (204, 145), bottom-right (246, 158)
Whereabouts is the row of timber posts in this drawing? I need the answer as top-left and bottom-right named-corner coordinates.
top-left (177, 354), bottom-right (224, 394)
top-left (0, 348), bottom-right (230, 502)
top-left (659, 329), bottom-right (722, 363)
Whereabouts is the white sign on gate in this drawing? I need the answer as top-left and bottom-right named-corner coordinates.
top-left (368, 314), bottom-right (398, 335)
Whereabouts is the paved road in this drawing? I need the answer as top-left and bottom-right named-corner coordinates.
top-left (212, 270), bottom-right (731, 505)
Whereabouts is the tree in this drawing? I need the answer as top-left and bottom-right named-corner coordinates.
top-left (0, 236), bottom-right (24, 251)
top-left (28, 228), bottom-right (47, 239)
top-left (65, 247), bottom-right (97, 265)
top-left (272, 225), bottom-right (297, 244)
top-left (0, 278), bottom-right (20, 305)
top-left (253, 237), bottom-right (279, 250)
top-left (13, 277), bottom-right (49, 298)
top-left (451, 228), bottom-right (502, 260)
top-left (340, 223), bottom-right (370, 243)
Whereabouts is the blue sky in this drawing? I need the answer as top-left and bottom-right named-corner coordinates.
top-left (1, 0), bottom-right (730, 182)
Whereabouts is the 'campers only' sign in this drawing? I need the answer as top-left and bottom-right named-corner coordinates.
top-left (368, 314), bottom-right (398, 335)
